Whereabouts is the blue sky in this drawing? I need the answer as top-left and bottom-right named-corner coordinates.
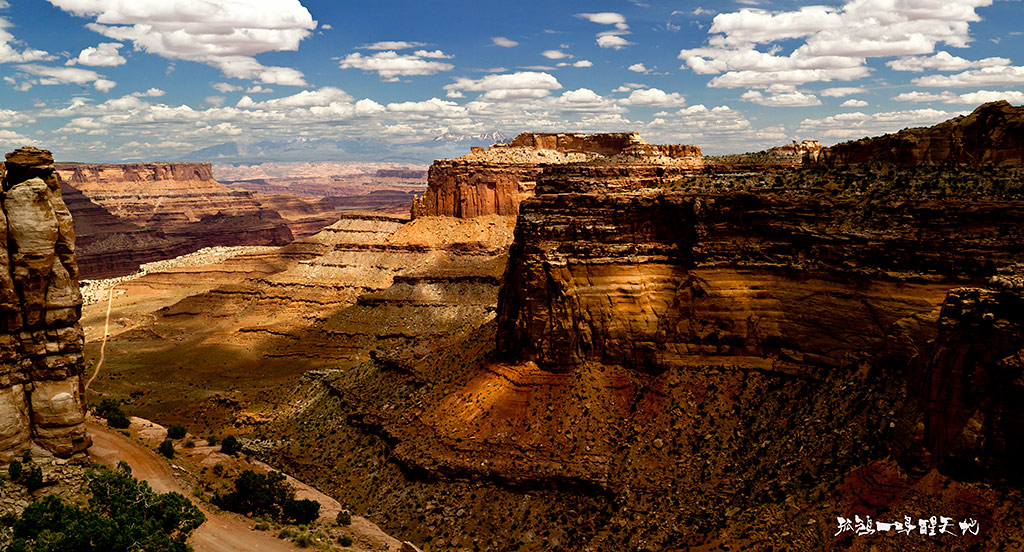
top-left (0, 0), bottom-right (1022, 161)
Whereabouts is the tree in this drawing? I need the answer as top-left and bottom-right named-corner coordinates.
top-left (158, 439), bottom-right (175, 459)
top-left (282, 499), bottom-right (320, 525)
top-left (213, 470), bottom-right (320, 525)
top-left (219, 435), bottom-right (241, 456)
top-left (4, 462), bottom-right (204, 552)
top-left (166, 424), bottom-right (187, 440)
top-left (8, 460), bottom-right (22, 480)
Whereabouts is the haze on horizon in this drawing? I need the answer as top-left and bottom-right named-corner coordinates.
top-left (0, 0), bottom-right (1022, 162)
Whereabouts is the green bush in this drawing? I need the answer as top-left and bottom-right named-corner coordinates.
top-left (213, 470), bottom-right (320, 526)
top-left (5, 461), bottom-right (204, 552)
top-left (206, 436), bottom-right (218, 447)
top-left (336, 510), bottom-right (351, 526)
top-left (282, 498), bottom-right (320, 525)
top-left (106, 410), bottom-right (131, 429)
top-left (22, 466), bottom-right (44, 493)
top-left (158, 439), bottom-right (175, 459)
top-left (166, 424), bottom-right (187, 440)
top-left (338, 534), bottom-right (353, 546)
top-left (219, 435), bottom-right (241, 456)
top-left (94, 399), bottom-right (131, 429)
top-left (8, 460), bottom-right (22, 480)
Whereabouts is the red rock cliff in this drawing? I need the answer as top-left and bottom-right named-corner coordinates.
top-left (412, 132), bottom-right (702, 218)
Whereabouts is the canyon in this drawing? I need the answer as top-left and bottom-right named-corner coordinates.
top-left (51, 109), bottom-right (1024, 552)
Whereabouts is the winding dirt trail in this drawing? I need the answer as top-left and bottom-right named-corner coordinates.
top-left (87, 421), bottom-right (303, 552)
top-left (84, 285), bottom-right (116, 391)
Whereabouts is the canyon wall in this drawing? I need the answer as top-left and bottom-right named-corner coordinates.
top-left (819, 101), bottom-right (1024, 167)
top-left (57, 162), bottom-right (295, 278)
top-left (412, 132), bottom-right (702, 219)
top-left (0, 147), bottom-right (89, 463)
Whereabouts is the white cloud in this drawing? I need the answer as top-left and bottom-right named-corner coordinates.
top-left (414, 49), bottom-right (452, 59)
top-left (820, 86), bottom-right (867, 97)
top-left (577, 12), bottom-right (629, 29)
top-left (542, 50), bottom-right (570, 60)
top-left (573, 60), bottom-right (593, 68)
top-left (888, 51), bottom-right (1010, 72)
top-left (680, 0), bottom-right (995, 89)
top-left (245, 85), bottom-right (273, 93)
top-left (17, 64), bottom-right (115, 92)
top-left (67, 42), bottom-right (126, 67)
top-left (132, 88), bottom-right (165, 97)
top-left (628, 63), bottom-right (648, 73)
top-left (799, 108), bottom-right (964, 140)
top-left (613, 83), bottom-right (646, 93)
top-left (914, 66), bottom-right (1024, 87)
top-left (47, 0), bottom-right (315, 85)
top-left (444, 71), bottom-right (562, 101)
top-left (205, 96), bottom-right (226, 107)
top-left (339, 51), bottom-right (454, 80)
top-left (894, 89), bottom-right (1024, 104)
top-left (597, 35), bottom-right (633, 49)
top-left (741, 90), bottom-right (822, 107)
top-left (360, 41), bottom-right (426, 51)
top-left (620, 88), bottom-right (687, 107)
top-left (0, 18), bottom-right (54, 63)
top-left (492, 37), bottom-right (519, 48)
top-left (213, 82), bottom-right (242, 93)
top-left (841, 98), bottom-right (868, 107)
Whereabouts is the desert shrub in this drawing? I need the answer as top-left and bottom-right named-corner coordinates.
top-left (5, 462), bottom-right (204, 552)
top-left (22, 466), bottom-right (44, 493)
top-left (336, 510), bottom-right (351, 526)
top-left (219, 435), bottom-right (241, 456)
top-left (338, 534), bottom-right (353, 546)
top-left (205, 435), bottom-right (218, 447)
top-left (94, 399), bottom-right (131, 429)
top-left (294, 532), bottom-right (315, 548)
top-left (184, 439), bottom-right (195, 449)
top-left (158, 439), bottom-right (175, 459)
top-left (167, 424), bottom-right (187, 440)
top-left (106, 409), bottom-right (131, 429)
top-left (213, 470), bottom-right (320, 525)
top-left (8, 460), bottom-right (22, 480)
top-left (282, 498), bottom-right (320, 525)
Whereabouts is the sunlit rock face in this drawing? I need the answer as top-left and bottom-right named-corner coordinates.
top-left (412, 132), bottom-right (703, 219)
top-left (0, 146), bottom-right (89, 462)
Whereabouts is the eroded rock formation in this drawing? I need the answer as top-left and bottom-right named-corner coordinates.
top-left (412, 132), bottom-right (702, 218)
top-left (820, 100), bottom-right (1024, 167)
top-left (0, 147), bottom-right (88, 462)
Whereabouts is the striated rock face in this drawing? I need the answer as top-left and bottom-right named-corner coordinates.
top-left (919, 273), bottom-right (1024, 481)
top-left (497, 174), bottom-right (1024, 372)
top-left (0, 147), bottom-right (89, 462)
top-left (820, 101), bottom-right (1024, 167)
top-left (56, 162), bottom-right (296, 278)
top-left (412, 132), bottom-right (702, 218)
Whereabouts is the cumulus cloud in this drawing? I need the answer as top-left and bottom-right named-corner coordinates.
top-left (578, 11), bottom-right (632, 49)
top-left (17, 64), bottom-right (115, 91)
top-left (542, 50), bottom-right (570, 60)
top-left (572, 60), bottom-right (593, 68)
top-left (620, 88), bottom-right (686, 107)
top-left (132, 88), bottom-right (165, 97)
top-left (894, 89), bottom-right (1024, 104)
top-left (913, 65), bottom-right (1024, 87)
top-left (67, 42), bottom-right (126, 66)
top-left (444, 71), bottom-right (562, 101)
top-left (213, 82), bottom-right (242, 93)
top-left (798, 108), bottom-right (964, 140)
top-left (820, 86), bottom-right (867, 97)
top-left (888, 51), bottom-right (1010, 72)
top-left (597, 35), bottom-right (633, 49)
top-left (680, 0), bottom-right (995, 89)
top-left (841, 98), bottom-right (868, 107)
top-left (0, 18), bottom-right (54, 63)
top-left (360, 41), bottom-right (426, 50)
top-left (741, 90), bottom-right (822, 107)
top-left (492, 37), bottom-right (519, 48)
top-left (47, 0), bottom-right (315, 85)
top-left (628, 63), bottom-right (649, 73)
top-left (339, 51), bottom-right (454, 80)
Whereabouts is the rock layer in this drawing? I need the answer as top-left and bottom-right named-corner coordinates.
top-left (0, 147), bottom-right (88, 462)
top-left (412, 132), bottom-right (702, 218)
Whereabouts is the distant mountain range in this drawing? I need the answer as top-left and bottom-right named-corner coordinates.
top-left (176, 132), bottom-right (510, 165)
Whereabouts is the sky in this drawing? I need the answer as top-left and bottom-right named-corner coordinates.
top-left (0, 0), bottom-right (1022, 162)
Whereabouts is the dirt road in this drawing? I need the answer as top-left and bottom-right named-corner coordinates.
top-left (88, 421), bottom-right (303, 552)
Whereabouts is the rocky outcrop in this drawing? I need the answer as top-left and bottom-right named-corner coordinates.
top-left (820, 101), bottom-right (1024, 167)
top-left (412, 133), bottom-right (702, 218)
top-left (918, 272), bottom-right (1024, 481)
top-left (0, 147), bottom-right (89, 462)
